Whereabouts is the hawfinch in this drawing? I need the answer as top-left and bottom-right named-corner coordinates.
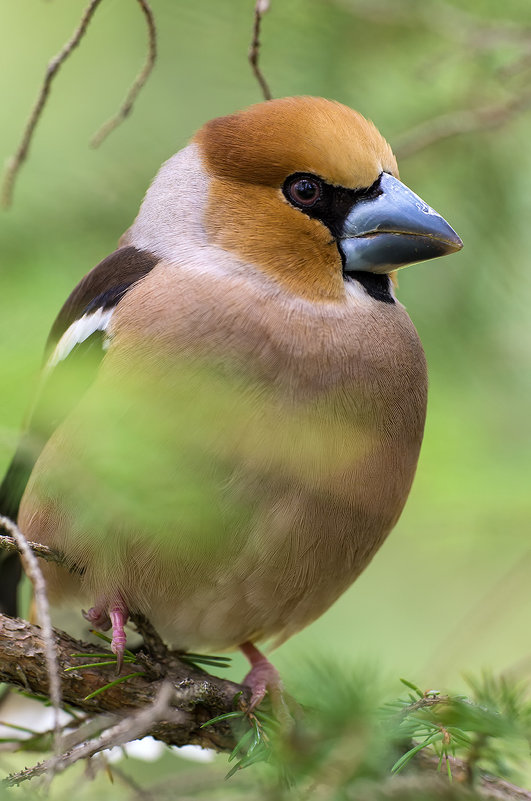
top-left (0, 97), bottom-right (462, 703)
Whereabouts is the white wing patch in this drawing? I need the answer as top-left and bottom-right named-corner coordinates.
top-left (47, 307), bottom-right (115, 369)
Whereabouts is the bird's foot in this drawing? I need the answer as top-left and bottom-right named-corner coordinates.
top-left (240, 641), bottom-right (285, 714)
top-left (82, 605), bottom-right (111, 630)
top-left (109, 600), bottom-right (129, 674)
top-left (83, 595), bottom-right (129, 673)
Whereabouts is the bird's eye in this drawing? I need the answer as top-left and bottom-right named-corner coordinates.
top-left (288, 177), bottom-right (321, 208)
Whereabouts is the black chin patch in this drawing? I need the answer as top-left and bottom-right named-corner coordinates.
top-left (347, 272), bottom-right (394, 304)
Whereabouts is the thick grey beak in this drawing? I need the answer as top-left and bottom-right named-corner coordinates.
top-left (340, 172), bottom-right (463, 275)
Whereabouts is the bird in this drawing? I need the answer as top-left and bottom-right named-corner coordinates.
top-left (0, 96), bottom-right (462, 705)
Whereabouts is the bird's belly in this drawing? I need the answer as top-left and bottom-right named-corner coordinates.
top-left (20, 349), bottom-right (424, 652)
top-left (148, 484), bottom-right (396, 652)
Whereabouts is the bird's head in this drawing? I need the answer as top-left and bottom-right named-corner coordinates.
top-left (193, 96), bottom-right (462, 302)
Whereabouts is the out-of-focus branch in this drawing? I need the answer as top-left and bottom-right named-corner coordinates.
top-left (394, 89), bottom-right (531, 159)
top-left (90, 0), bottom-right (157, 147)
top-left (326, 0), bottom-right (531, 159)
top-left (1, 0), bottom-right (104, 209)
top-left (413, 749), bottom-right (531, 801)
top-left (4, 683), bottom-right (177, 788)
top-left (249, 0), bottom-right (272, 101)
top-left (328, 0), bottom-right (531, 49)
top-left (1, 0), bottom-right (158, 209)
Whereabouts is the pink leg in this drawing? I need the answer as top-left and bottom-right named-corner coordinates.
top-left (82, 595), bottom-right (129, 673)
top-left (109, 600), bottom-right (129, 673)
top-left (240, 642), bottom-right (283, 711)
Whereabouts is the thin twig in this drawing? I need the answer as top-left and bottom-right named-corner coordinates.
top-left (4, 683), bottom-right (177, 788)
top-left (0, 516), bottom-right (62, 782)
top-left (109, 765), bottom-right (157, 801)
top-left (90, 0), bottom-right (157, 148)
top-left (324, 0), bottom-right (531, 159)
top-left (1, 0), bottom-right (105, 209)
top-left (0, 528), bottom-right (66, 568)
top-left (328, 0), bottom-right (531, 50)
top-left (249, 0), bottom-right (272, 101)
top-left (395, 88), bottom-right (531, 159)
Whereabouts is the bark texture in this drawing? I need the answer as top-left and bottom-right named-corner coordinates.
top-left (0, 614), bottom-right (248, 752)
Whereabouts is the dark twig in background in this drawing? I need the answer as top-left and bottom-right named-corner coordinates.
top-left (328, 0), bottom-right (531, 158)
top-left (90, 0), bottom-right (157, 147)
top-left (394, 89), bottom-right (531, 159)
top-left (1, 0), bottom-right (104, 209)
top-left (329, 0), bottom-right (531, 48)
top-left (249, 0), bottom-right (272, 101)
top-left (1, 0), bottom-right (157, 208)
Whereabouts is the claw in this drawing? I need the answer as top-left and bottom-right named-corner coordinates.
top-left (114, 649), bottom-right (124, 675)
top-left (82, 596), bottom-right (129, 673)
top-left (109, 603), bottom-right (129, 674)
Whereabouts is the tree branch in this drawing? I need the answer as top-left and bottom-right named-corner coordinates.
top-left (1, 612), bottom-right (531, 798)
top-left (0, 615), bottom-right (248, 763)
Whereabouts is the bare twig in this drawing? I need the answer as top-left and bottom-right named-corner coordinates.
top-left (0, 517), bottom-right (62, 781)
top-left (90, 0), bottom-right (157, 147)
top-left (324, 0), bottom-right (531, 159)
top-left (4, 683), bottom-right (177, 787)
top-left (110, 765), bottom-right (158, 801)
top-left (249, 0), bottom-right (272, 101)
top-left (2, 0), bottom-right (158, 207)
top-left (1, 0), bottom-right (105, 209)
top-left (0, 527), bottom-right (65, 568)
top-left (328, 0), bottom-right (531, 50)
top-left (395, 89), bottom-right (531, 159)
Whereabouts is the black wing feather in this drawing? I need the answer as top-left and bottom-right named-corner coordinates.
top-left (0, 246), bottom-right (158, 615)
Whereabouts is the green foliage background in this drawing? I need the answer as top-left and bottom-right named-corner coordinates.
top-left (1, 0), bottom-right (530, 796)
